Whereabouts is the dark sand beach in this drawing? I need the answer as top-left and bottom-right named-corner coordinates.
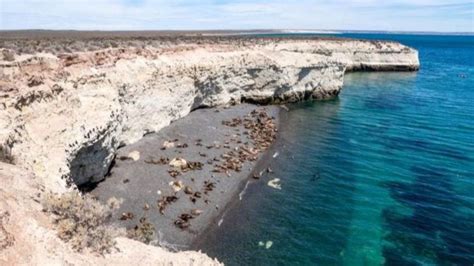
top-left (90, 104), bottom-right (283, 249)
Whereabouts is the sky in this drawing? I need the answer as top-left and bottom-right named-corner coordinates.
top-left (0, 0), bottom-right (473, 32)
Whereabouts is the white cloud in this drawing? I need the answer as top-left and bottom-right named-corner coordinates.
top-left (0, 0), bottom-right (472, 32)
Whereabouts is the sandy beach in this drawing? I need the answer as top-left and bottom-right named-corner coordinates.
top-left (90, 104), bottom-right (282, 249)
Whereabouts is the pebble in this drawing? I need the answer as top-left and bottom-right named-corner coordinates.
top-left (128, 151), bottom-right (140, 161)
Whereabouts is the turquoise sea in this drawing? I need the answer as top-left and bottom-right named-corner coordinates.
top-left (196, 34), bottom-right (474, 265)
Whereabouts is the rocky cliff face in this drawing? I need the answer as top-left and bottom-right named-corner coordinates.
top-left (0, 39), bottom-right (419, 192)
top-left (0, 37), bottom-right (418, 265)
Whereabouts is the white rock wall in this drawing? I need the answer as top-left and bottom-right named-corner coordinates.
top-left (0, 39), bottom-right (419, 191)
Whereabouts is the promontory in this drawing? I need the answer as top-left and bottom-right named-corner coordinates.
top-left (0, 33), bottom-right (419, 265)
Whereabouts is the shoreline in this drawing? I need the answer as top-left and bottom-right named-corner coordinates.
top-left (90, 104), bottom-right (282, 249)
top-left (190, 106), bottom-right (290, 250)
top-left (0, 35), bottom-right (419, 264)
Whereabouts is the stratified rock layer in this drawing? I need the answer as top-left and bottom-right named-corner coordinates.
top-left (0, 39), bottom-right (419, 191)
top-left (0, 37), bottom-right (418, 265)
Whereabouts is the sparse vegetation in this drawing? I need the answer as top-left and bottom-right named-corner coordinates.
top-left (1, 49), bottom-right (15, 61)
top-left (42, 191), bottom-right (124, 254)
top-left (127, 217), bottom-right (155, 244)
top-left (0, 30), bottom-right (368, 56)
top-left (0, 211), bottom-right (14, 251)
top-left (0, 143), bottom-right (14, 164)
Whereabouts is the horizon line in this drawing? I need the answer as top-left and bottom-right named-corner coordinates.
top-left (1, 28), bottom-right (473, 35)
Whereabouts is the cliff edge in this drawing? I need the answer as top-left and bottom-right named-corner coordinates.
top-left (0, 36), bottom-right (419, 265)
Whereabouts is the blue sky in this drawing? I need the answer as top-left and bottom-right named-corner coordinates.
top-left (0, 0), bottom-right (472, 32)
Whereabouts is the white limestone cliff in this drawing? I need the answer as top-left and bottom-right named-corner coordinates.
top-left (0, 39), bottom-right (419, 191)
top-left (0, 38), bottom-right (418, 265)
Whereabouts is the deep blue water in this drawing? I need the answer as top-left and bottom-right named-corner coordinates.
top-left (197, 34), bottom-right (474, 265)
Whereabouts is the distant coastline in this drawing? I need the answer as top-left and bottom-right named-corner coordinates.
top-left (0, 29), bottom-right (472, 39)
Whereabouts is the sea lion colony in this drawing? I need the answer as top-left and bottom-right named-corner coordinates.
top-left (113, 108), bottom-right (277, 234)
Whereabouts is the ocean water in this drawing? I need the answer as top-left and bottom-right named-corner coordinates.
top-left (196, 34), bottom-right (474, 265)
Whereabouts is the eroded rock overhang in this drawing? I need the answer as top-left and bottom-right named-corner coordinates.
top-left (0, 38), bottom-right (419, 191)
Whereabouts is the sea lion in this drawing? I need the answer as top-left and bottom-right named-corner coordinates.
top-left (311, 173), bottom-right (321, 182)
top-left (179, 213), bottom-right (193, 222)
top-left (165, 195), bottom-right (178, 203)
top-left (167, 169), bottom-right (180, 178)
top-left (174, 219), bottom-right (190, 229)
top-left (187, 161), bottom-right (204, 170)
top-left (158, 205), bottom-right (165, 215)
top-left (177, 143), bottom-right (188, 148)
top-left (184, 186), bottom-right (193, 194)
top-left (191, 209), bottom-right (203, 216)
top-left (120, 212), bottom-right (134, 220)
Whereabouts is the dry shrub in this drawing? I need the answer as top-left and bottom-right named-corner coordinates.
top-left (127, 217), bottom-right (155, 244)
top-left (0, 144), bottom-right (14, 164)
top-left (42, 191), bottom-right (124, 254)
top-left (1, 49), bottom-right (15, 61)
top-left (0, 211), bottom-right (15, 251)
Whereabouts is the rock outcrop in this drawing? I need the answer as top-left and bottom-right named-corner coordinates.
top-left (0, 37), bottom-right (418, 265)
top-left (0, 39), bottom-right (419, 190)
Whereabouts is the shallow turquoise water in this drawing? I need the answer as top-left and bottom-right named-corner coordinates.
top-left (197, 34), bottom-right (474, 265)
